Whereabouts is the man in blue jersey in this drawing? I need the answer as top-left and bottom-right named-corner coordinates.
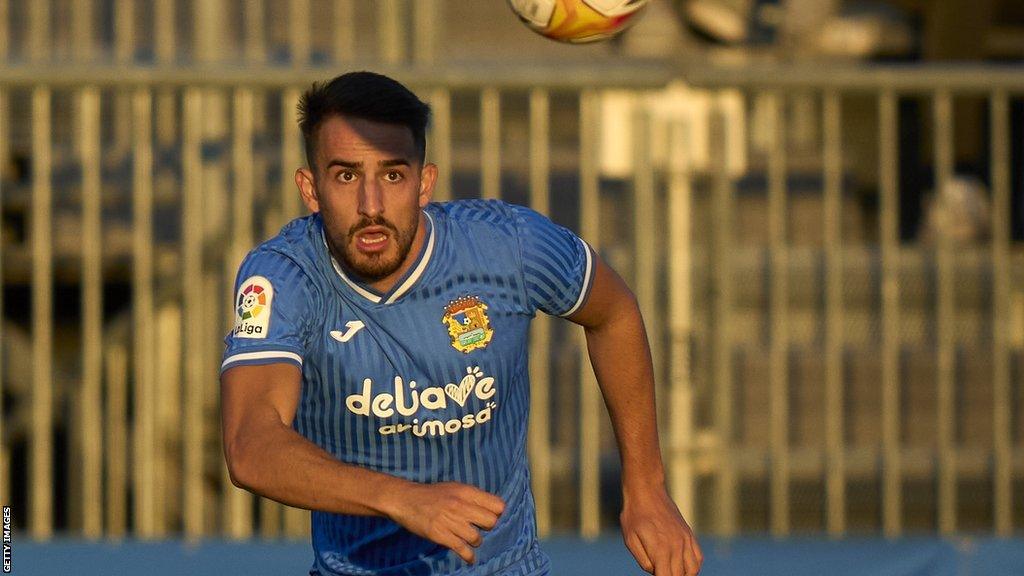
top-left (220, 71), bottom-right (702, 576)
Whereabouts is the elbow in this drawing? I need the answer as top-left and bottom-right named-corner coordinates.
top-left (224, 438), bottom-right (255, 491)
top-left (227, 462), bottom-right (250, 491)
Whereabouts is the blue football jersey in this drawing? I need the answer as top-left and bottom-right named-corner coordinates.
top-left (222, 200), bottom-right (595, 576)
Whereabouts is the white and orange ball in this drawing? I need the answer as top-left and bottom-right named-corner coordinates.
top-left (507, 0), bottom-right (652, 44)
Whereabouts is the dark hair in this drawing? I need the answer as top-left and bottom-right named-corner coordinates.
top-left (297, 71), bottom-right (431, 169)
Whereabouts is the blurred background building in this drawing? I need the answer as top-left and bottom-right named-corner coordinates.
top-left (0, 0), bottom-right (1022, 560)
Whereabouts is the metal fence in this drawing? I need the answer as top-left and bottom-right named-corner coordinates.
top-left (0, 0), bottom-right (1023, 540)
top-left (687, 65), bottom-right (1024, 538)
top-left (2, 62), bottom-right (1022, 542)
top-left (0, 0), bottom-right (442, 66)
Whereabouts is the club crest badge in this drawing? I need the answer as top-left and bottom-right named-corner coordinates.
top-left (442, 296), bottom-right (494, 353)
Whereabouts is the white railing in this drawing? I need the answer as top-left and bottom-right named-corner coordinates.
top-left (0, 61), bottom-right (1022, 541)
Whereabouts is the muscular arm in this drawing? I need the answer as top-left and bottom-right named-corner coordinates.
top-left (221, 363), bottom-right (400, 515)
top-left (568, 256), bottom-right (702, 576)
top-left (220, 363), bottom-right (503, 563)
top-left (568, 258), bottom-right (664, 492)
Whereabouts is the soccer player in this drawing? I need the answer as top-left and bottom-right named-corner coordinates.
top-left (220, 71), bottom-right (702, 576)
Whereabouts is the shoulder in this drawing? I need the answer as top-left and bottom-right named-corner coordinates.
top-left (237, 215), bottom-right (323, 291)
top-left (427, 199), bottom-right (552, 235)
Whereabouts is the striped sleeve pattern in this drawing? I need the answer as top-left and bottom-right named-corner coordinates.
top-left (221, 248), bottom-right (317, 372)
top-left (511, 204), bottom-right (596, 317)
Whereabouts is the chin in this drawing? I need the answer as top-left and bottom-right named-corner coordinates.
top-left (346, 252), bottom-right (402, 281)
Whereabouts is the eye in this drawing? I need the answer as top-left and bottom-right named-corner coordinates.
top-left (336, 170), bottom-right (357, 183)
top-left (384, 170), bottom-right (404, 183)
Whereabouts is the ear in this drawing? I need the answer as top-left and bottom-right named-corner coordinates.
top-left (418, 163), bottom-right (437, 208)
top-left (296, 168), bottom-right (319, 213)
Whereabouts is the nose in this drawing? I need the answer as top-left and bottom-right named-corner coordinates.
top-left (357, 179), bottom-right (383, 219)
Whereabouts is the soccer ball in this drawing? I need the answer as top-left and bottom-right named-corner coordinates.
top-left (507, 0), bottom-right (652, 44)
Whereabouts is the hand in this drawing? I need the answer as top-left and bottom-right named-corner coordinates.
top-left (383, 481), bottom-right (505, 565)
top-left (620, 486), bottom-right (703, 576)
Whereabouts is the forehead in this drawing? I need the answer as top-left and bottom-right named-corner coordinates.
top-left (315, 115), bottom-right (416, 162)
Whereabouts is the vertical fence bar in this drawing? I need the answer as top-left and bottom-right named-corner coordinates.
top-left (80, 87), bottom-right (104, 539)
top-left (28, 0), bottom-right (50, 61)
top-left (527, 88), bottom-right (553, 536)
top-left (226, 88), bottom-right (256, 540)
top-left (481, 87), bottom-right (501, 200)
top-left (713, 96), bottom-right (738, 537)
top-left (377, 0), bottom-right (405, 64)
top-left (31, 87), bottom-right (53, 539)
top-left (879, 90), bottom-right (902, 537)
top-left (260, 491), bottom-right (283, 536)
top-left (203, 270), bottom-right (224, 534)
top-left (152, 1), bottom-right (176, 527)
top-left (933, 90), bottom-right (957, 534)
top-left (154, 0), bottom-right (176, 154)
top-left (990, 91), bottom-right (1012, 536)
top-left (289, 0), bottom-right (310, 66)
top-left (115, 0), bottom-right (134, 61)
top-left (202, 88), bottom-right (230, 537)
top-left (245, 0), bottom-right (267, 63)
top-left (71, 0), bottom-right (94, 61)
top-left (766, 91), bottom-right (790, 536)
top-left (154, 0), bottom-right (175, 62)
top-left (281, 86), bottom-right (308, 539)
top-left (0, 0), bottom-right (7, 58)
top-left (822, 90), bottom-right (846, 536)
top-left (429, 88), bottom-right (452, 202)
top-left (151, 15), bottom-right (177, 532)
top-left (281, 88), bottom-right (303, 221)
top-left (667, 119), bottom-right (696, 524)
top-left (333, 0), bottom-right (355, 62)
top-left (285, 502), bottom-right (310, 538)
top-left (579, 90), bottom-right (602, 538)
top-left (183, 88), bottom-right (205, 539)
top-left (192, 0), bottom-right (225, 382)
top-left (633, 103), bottom-right (662, 433)
top-left (194, 0), bottom-right (226, 64)
top-left (67, 6), bottom-right (95, 527)
top-left (155, 300), bottom-right (182, 535)
top-left (413, 0), bottom-right (437, 65)
top-left (112, 0), bottom-right (134, 159)
top-left (132, 88), bottom-right (158, 538)
top-left (104, 343), bottom-right (129, 537)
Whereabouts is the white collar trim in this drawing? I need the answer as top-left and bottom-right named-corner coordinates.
top-left (323, 211), bottom-right (434, 305)
top-left (385, 212), bottom-right (435, 304)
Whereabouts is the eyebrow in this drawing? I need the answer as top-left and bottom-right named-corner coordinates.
top-left (325, 158), bottom-right (410, 170)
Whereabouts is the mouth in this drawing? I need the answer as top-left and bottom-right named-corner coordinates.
top-left (353, 225), bottom-right (391, 254)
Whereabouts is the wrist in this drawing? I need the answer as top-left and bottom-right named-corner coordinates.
top-left (621, 469), bottom-right (667, 499)
top-left (370, 476), bottom-right (412, 519)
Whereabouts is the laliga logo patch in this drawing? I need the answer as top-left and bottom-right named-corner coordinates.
top-left (442, 295), bottom-right (493, 353)
top-left (233, 276), bottom-right (273, 338)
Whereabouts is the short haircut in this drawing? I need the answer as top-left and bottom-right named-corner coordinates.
top-left (297, 71), bottom-right (431, 170)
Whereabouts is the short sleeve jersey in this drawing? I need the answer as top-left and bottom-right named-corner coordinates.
top-left (222, 200), bottom-right (595, 576)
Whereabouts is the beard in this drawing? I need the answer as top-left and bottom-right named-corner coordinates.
top-left (328, 213), bottom-right (419, 282)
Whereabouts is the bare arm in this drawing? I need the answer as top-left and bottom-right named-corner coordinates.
top-left (221, 362), bottom-right (398, 515)
top-left (568, 258), bottom-right (665, 492)
top-left (220, 363), bottom-right (504, 563)
top-left (568, 256), bottom-right (703, 576)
